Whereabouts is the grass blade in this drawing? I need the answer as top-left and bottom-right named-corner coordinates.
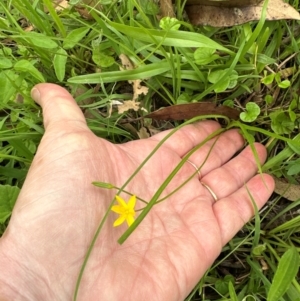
top-left (68, 61), bottom-right (171, 84)
top-left (108, 21), bottom-right (232, 53)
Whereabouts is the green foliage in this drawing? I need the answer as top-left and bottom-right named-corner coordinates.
top-left (194, 47), bottom-right (219, 65)
top-left (208, 69), bottom-right (238, 93)
top-left (92, 51), bottom-right (115, 68)
top-left (215, 275), bottom-right (235, 295)
top-left (252, 244), bottom-right (267, 256)
top-left (267, 247), bottom-right (299, 301)
top-left (159, 17), bottom-right (181, 31)
top-left (270, 111), bottom-right (294, 135)
top-left (14, 60), bottom-right (45, 83)
top-left (54, 48), bottom-right (68, 81)
top-left (240, 102), bottom-right (260, 122)
top-left (0, 0), bottom-right (300, 300)
top-left (22, 31), bottom-right (58, 49)
top-left (63, 27), bottom-right (90, 50)
top-left (0, 185), bottom-right (20, 223)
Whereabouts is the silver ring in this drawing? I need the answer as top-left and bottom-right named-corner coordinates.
top-left (200, 182), bottom-right (218, 201)
top-left (186, 159), bottom-right (201, 177)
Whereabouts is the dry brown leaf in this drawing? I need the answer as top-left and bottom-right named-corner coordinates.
top-left (145, 102), bottom-right (240, 120)
top-left (118, 100), bottom-right (141, 114)
top-left (119, 54), bottom-right (134, 70)
top-left (53, 0), bottom-right (69, 11)
top-left (44, 0), bottom-right (69, 13)
top-left (74, 0), bottom-right (102, 19)
top-left (24, 25), bottom-right (34, 32)
top-left (160, 0), bottom-right (175, 17)
top-left (274, 177), bottom-right (300, 202)
top-left (137, 127), bottom-right (150, 139)
top-left (118, 54), bottom-right (149, 113)
top-left (186, 0), bottom-right (262, 7)
top-left (132, 80), bottom-right (149, 102)
top-left (186, 0), bottom-right (300, 27)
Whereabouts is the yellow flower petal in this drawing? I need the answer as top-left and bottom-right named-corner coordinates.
top-left (111, 194), bottom-right (137, 227)
top-left (127, 195), bottom-right (136, 209)
top-left (111, 205), bottom-right (125, 214)
top-left (115, 195), bottom-right (127, 207)
top-left (113, 215), bottom-right (126, 227)
top-left (126, 215), bottom-right (135, 227)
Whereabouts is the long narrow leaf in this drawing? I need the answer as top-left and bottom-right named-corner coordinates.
top-left (267, 247), bottom-right (299, 301)
top-left (108, 21), bottom-right (232, 53)
top-left (68, 61), bottom-right (171, 84)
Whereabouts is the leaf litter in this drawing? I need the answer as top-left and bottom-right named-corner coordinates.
top-left (185, 0), bottom-right (300, 27)
top-left (117, 54), bottom-right (149, 114)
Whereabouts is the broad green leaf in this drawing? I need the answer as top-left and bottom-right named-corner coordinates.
top-left (68, 61), bottom-right (170, 84)
top-left (228, 70), bottom-right (238, 88)
top-left (257, 54), bottom-right (276, 65)
top-left (208, 69), bottom-right (229, 91)
top-left (0, 185), bottom-right (20, 223)
top-left (0, 70), bottom-right (19, 104)
top-left (53, 47), bottom-right (68, 81)
top-left (278, 79), bottom-right (291, 89)
top-left (0, 57), bottom-right (13, 69)
top-left (289, 110), bottom-right (297, 122)
top-left (287, 161), bottom-right (300, 176)
top-left (63, 27), bottom-right (89, 50)
top-left (270, 111), bottom-right (294, 135)
top-left (159, 17), bottom-right (181, 30)
top-left (228, 281), bottom-right (238, 301)
top-left (194, 47), bottom-right (219, 65)
top-left (287, 133), bottom-right (300, 155)
top-left (108, 21), bottom-right (230, 52)
top-left (267, 247), bottom-right (299, 301)
top-left (8, 138), bottom-right (34, 160)
top-left (92, 51), bottom-right (115, 68)
top-left (265, 94), bottom-right (273, 104)
top-left (208, 69), bottom-right (238, 93)
top-left (223, 99), bottom-right (234, 108)
top-left (289, 99), bottom-right (298, 122)
top-left (0, 166), bottom-right (27, 180)
top-left (214, 78), bottom-right (230, 93)
top-left (139, 0), bottom-right (160, 14)
top-left (240, 102), bottom-right (260, 122)
top-left (22, 31), bottom-right (58, 49)
top-left (252, 244), bottom-right (267, 256)
top-left (177, 93), bottom-right (191, 104)
top-left (0, 116), bottom-right (8, 129)
top-left (261, 73), bottom-right (275, 85)
top-left (14, 60), bottom-right (45, 82)
top-left (215, 275), bottom-right (235, 295)
top-left (0, 47), bottom-right (12, 56)
top-left (10, 110), bottom-right (19, 122)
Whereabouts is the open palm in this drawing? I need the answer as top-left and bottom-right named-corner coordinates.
top-left (0, 84), bottom-right (274, 301)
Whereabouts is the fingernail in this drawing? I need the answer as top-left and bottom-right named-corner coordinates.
top-left (31, 87), bottom-right (41, 103)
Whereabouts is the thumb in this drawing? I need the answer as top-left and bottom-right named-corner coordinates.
top-left (31, 83), bottom-right (89, 132)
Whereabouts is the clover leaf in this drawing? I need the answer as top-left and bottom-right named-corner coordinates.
top-left (240, 102), bottom-right (260, 122)
top-left (159, 17), bottom-right (181, 30)
top-left (194, 47), bottom-right (219, 65)
top-left (208, 69), bottom-right (238, 93)
top-left (270, 111), bottom-right (294, 134)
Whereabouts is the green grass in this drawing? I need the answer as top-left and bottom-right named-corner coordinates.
top-left (0, 0), bottom-right (299, 300)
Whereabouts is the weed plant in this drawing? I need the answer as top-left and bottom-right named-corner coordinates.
top-left (0, 0), bottom-right (299, 300)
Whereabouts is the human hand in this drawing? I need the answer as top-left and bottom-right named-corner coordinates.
top-left (0, 84), bottom-right (274, 301)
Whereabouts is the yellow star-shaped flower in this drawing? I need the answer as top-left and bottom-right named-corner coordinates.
top-left (111, 195), bottom-right (136, 227)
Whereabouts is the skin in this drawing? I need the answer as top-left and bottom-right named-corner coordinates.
top-left (0, 84), bottom-right (274, 301)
